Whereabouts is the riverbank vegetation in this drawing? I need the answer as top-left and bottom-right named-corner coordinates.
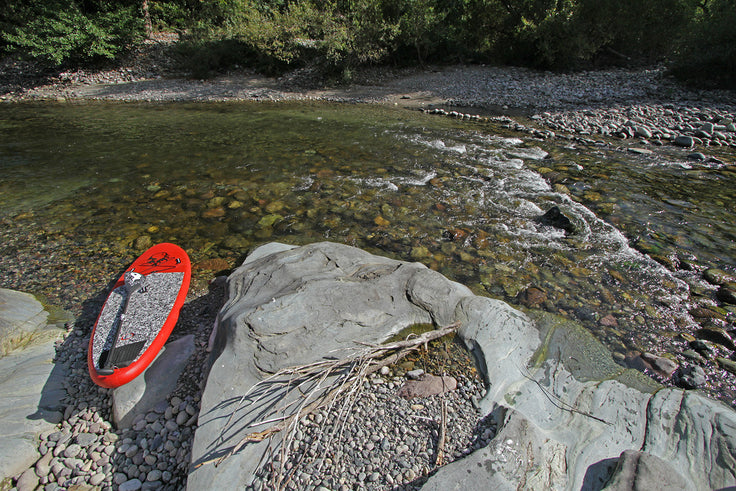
top-left (1, 0), bottom-right (734, 88)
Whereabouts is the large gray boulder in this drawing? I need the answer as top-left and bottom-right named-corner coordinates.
top-left (188, 241), bottom-right (472, 489)
top-left (188, 242), bottom-right (736, 490)
top-left (427, 300), bottom-right (736, 490)
top-left (0, 289), bottom-right (69, 481)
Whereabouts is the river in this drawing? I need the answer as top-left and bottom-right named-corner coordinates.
top-left (1, 101), bottom-right (734, 405)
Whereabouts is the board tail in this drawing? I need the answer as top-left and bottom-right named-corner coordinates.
top-left (97, 340), bottom-right (146, 375)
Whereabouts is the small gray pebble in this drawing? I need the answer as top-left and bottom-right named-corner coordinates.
top-left (119, 478), bottom-right (143, 491)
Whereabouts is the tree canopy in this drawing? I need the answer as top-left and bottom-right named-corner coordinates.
top-left (1, 0), bottom-right (734, 88)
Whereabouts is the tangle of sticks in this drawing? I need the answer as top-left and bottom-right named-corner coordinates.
top-left (201, 320), bottom-right (461, 478)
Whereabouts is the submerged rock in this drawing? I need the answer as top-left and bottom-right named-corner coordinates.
top-left (538, 206), bottom-right (576, 234)
top-left (717, 285), bottom-right (736, 305)
top-left (518, 286), bottom-right (547, 308)
top-left (704, 268), bottom-right (736, 285)
top-left (674, 364), bottom-right (707, 389)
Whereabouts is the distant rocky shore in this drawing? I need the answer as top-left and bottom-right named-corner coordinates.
top-left (2, 36), bottom-right (735, 152)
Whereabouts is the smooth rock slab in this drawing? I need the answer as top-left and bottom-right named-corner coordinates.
top-left (0, 290), bottom-right (67, 480)
top-left (112, 334), bottom-right (195, 429)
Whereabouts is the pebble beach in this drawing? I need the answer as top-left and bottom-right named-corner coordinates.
top-left (2, 37), bottom-right (736, 491)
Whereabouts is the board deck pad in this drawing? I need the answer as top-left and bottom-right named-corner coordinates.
top-left (91, 272), bottom-right (184, 370)
top-left (88, 243), bottom-right (190, 388)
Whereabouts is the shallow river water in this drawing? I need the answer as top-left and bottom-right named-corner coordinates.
top-left (1, 101), bottom-right (735, 404)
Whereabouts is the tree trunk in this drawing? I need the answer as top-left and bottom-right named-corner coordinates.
top-left (142, 0), bottom-right (152, 38)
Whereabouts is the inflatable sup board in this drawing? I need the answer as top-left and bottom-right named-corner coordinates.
top-left (88, 243), bottom-right (191, 388)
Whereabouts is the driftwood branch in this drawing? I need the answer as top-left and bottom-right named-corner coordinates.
top-left (436, 396), bottom-right (447, 466)
top-left (199, 321), bottom-right (461, 471)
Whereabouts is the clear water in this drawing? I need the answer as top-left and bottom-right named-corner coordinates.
top-left (1, 101), bottom-right (735, 401)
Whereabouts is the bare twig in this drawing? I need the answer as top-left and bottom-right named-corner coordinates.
top-left (436, 396), bottom-right (447, 466)
top-left (199, 321), bottom-right (461, 470)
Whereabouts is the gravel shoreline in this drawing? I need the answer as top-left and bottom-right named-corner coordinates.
top-left (3, 45), bottom-right (736, 489)
top-left (3, 45), bottom-right (735, 151)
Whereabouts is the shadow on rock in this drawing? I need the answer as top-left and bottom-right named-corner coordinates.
top-left (16, 274), bottom-right (225, 489)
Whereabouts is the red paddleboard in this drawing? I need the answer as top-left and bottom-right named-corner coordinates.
top-left (88, 243), bottom-right (191, 388)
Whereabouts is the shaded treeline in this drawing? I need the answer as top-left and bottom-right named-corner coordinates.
top-left (1, 0), bottom-right (734, 88)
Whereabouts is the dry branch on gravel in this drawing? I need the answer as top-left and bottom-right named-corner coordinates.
top-left (205, 321), bottom-right (461, 473)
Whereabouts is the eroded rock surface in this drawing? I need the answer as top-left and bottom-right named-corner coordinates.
top-left (188, 242), bottom-right (472, 489)
top-left (188, 242), bottom-right (736, 490)
top-left (0, 289), bottom-right (68, 480)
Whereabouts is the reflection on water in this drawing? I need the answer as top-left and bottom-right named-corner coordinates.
top-left (1, 101), bottom-right (735, 403)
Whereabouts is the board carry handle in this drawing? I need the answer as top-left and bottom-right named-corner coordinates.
top-left (98, 271), bottom-right (146, 375)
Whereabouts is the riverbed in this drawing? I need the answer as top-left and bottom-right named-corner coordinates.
top-left (1, 100), bottom-right (735, 408)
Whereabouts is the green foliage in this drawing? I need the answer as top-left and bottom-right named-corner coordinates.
top-left (2, 0), bottom-right (733, 88)
top-left (173, 38), bottom-right (256, 78)
top-left (149, 1), bottom-right (191, 30)
top-left (176, 0), bottom-right (316, 76)
top-left (395, 0), bottom-right (446, 63)
top-left (670, 0), bottom-right (736, 88)
top-left (2, 1), bottom-right (144, 66)
top-left (332, 0), bottom-right (399, 67)
top-left (500, 0), bottom-right (698, 69)
top-left (177, 0), bottom-right (402, 77)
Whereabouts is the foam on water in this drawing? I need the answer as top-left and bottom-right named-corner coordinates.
top-left (399, 131), bottom-right (690, 300)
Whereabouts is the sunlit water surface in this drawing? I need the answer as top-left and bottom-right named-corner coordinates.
top-left (1, 102), bottom-right (734, 402)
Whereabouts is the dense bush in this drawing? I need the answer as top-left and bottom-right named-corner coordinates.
top-left (2, 1), bottom-right (144, 66)
top-left (1, 0), bottom-right (734, 88)
top-left (500, 0), bottom-right (698, 69)
top-left (148, 1), bottom-right (191, 31)
top-left (670, 0), bottom-right (736, 88)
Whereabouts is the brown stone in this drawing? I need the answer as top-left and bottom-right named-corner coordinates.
top-left (608, 269), bottom-right (626, 283)
top-left (193, 258), bottom-right (231, 272)
top-left (641, 352), bottom-right (678, 378)
top-left (600, 314), bottom-right (619, 327)
top-left (397, 374), bottom-right (457, 399)
top-left (202, 207), bottom-right (225, 219)
top-left (689, 307), bottom-right (726, 320)
top-left (518, 287), bottom-right (547, 308)
top-left (473, 230), bottom-right (491, 249)
top-left (374, 216), bottom-right (390, 227)
top-left (316, 169), bottom-right (334, 179)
